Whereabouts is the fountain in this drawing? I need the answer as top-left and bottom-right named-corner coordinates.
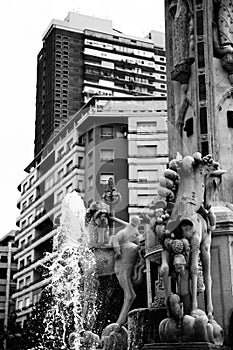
top-left (37, 191), bottom-right (100, 349)
top-left (32, 154), bottom-right (226, 350)
top-left (34, 179), bottom-right (144, 349)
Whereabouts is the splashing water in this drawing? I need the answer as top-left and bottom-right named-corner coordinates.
top-left (41, 192), bottom-right (99, 349)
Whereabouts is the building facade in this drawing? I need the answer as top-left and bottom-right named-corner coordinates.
top-left (34, 12), bottom-right (166, 156)
top-left (0, 231), bottom-right (17, 337)
top-left (14, 96), bottom-right (168, 325)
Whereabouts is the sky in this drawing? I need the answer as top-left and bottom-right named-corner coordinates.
top-left (0, 0), bottom-right (165, 237)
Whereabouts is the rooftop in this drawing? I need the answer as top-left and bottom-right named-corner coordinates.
top-left (43, 11), bottom-right (165, 48)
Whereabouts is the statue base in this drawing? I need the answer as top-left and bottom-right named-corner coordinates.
top-left (128, 308), bottom-right (167, 350)
top-left (144, 342), bottom-right (224, 350)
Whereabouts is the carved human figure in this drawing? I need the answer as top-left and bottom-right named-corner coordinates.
top-left (85, 201), bottom-right (110, 246)
top-left (213, 0), bottom-right (233, 83)
top-left (213, 0), bottom-right (233, 54)
top-left (109, 215), bottom-right (143, 327)
top-left (169, 0), bottom-right (194, 67)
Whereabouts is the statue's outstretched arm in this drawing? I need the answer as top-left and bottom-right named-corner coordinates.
top-left (109, 216), bottom-right (128, 227)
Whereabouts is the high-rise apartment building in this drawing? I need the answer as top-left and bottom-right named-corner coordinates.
top-left (34, 12), bottom-right (166, 156)
top-left (14, 96), bottom-right (168, 326)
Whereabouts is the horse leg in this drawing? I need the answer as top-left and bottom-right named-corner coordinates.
top-left (116, 270), bottom-right (136, 327)
top-left (190, 233), bottom-right (200, 317)
top-left (160, 249), bottom-right (170, 303)
top-left (201, 235), bottom-right (213, 319)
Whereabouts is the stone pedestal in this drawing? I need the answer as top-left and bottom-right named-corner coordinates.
top-left (127, 308), bottom-right (167, 350)
top-left (144, 342), bottom-right (224, 350)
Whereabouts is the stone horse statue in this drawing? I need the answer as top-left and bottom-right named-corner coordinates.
top-left (151, 153), bottom-right (226, 344)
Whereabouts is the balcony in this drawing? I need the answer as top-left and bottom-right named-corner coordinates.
top-left (20, 194), bottom-right (41, 214)
top-left (12, 277), bottom-right (51, 300)
top-left (14, 251), bottom-right (57, 281)
top-left (14, 228), bottom-right (56, 261)
top-left (16, 219), bottom-right (54, 254)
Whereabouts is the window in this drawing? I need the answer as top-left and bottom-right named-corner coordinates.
top-left (66, 183), bottom-right (73, 193)
top-left (28, 195), bottom-right (34, 205)
top-left (88, 151), bottom-right (93, 167)
top-left (57, 191), bottom-right (63, 203)
top-left (1, 255), bottom-right (7, 263)
top-left (100, 173), bottom-right (114, 186)
top-left (54, 214), bottom-right (61, 226)
top-left (36, 203), bottom-right (44, 217)
top-left (19, 279), bottom-right (24, 289)
top-left (27, 235), bottom-right (33, 243)
top-left (137, 122), bottom-right (157, 134)
top-left (57, 168), bottom-right (64, 181)
top-left (19, 259), bottom-right (24, 269)
top-left (88, 129), bottom-right (93, 142)
top-left (66, 160), bottom-right (73, 172)
top-left (20, 239), bottom-right (25, 248)
top-left (25, 297), bottom-right (30, 308)
top-left (21, 220), bottom-right (27, 229)
top-left (67, 138), bottom-right (73, 151)
top-left (22, 201), bottom-right (27, 211)
top-left (137, 170), bottom-right (158, 183)
top-left (78, 157), bottom-right (84, 168)
top-left (138, 194), bottom-right (156, 206)
top-left (101, 126), bottom-right (113, 138)
top-left (25, 276), bottom-right (31, 286)
top-left (26, 255), bottom-right (32, 265)
top-left (29, 177), bottom-right (34, 186)
top-left (22, 183), bottom-right (27, 193)
top-left (45, 174), bottom-right (54, 191)
top-left (138, 145), bottom-right (157, 157)
top-left (28, 215), bottom-right (33, 225)
top-left (100, 149), bottom-right (114, 161)
top-left (88, 176), bottom-right (93, 190)
top-left (57, 147), bottom-right (64, 160)
top-left (18, 300), bottom-right (23, 310)
top-left (78, 180), bottom-right (83, 191)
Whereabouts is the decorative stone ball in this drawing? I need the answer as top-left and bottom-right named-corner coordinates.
top-left (171, 239), bottom-right (184, 254)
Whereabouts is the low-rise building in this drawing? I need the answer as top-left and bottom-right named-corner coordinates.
top-left (0, 230), bottom-right (17, 334)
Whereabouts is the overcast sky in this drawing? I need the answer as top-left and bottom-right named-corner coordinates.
top-left (0, 0), bottom-right (165, 237)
